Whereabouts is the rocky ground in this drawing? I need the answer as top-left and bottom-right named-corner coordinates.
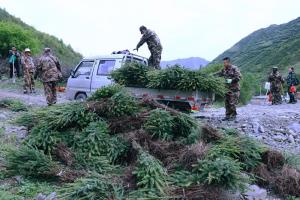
top-left (195, 96), bottom-right (300, 154)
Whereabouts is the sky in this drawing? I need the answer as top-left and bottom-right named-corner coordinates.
top-left (1, 0), bottom-right (300, 61)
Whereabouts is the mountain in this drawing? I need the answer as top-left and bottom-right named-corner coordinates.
top-left (161, 57), bottom-right (209, 70)
top-left (212, 17), bottom-right (300, 79)
top-left (0, 8), bottom-right (82, 69)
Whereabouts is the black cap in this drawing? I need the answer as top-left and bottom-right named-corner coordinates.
top-left (139, 26), bottom-right (147, 32)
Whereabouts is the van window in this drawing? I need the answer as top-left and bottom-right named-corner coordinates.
top-left (125, 56), bottom-right (146, 65)
top-left (97, 60), bottom-right (116, 75)
top-left (74, 61), bottom-right (94, 78)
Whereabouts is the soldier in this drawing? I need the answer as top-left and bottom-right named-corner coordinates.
top-left (21, 48), bottom-right (35, 94)
top-left (286, 67), bottom-right (299, 104)
top-left (215, 57), bottom-right (242, 121)
top-left (36, 48), bottom-right (62, 106)
top-left (268, 67), bottom-right (284, 105)
top-left (134, 26), bottom-right (163, 69)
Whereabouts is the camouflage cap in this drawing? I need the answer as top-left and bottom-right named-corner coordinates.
top-left (139, 25), bottom-right (147, 32)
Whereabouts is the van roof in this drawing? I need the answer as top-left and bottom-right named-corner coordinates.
top-left (82, 53), bottom-right (147, 61)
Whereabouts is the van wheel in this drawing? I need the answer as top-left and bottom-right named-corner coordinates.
top-left (75, 93), bottom-right (87, 101)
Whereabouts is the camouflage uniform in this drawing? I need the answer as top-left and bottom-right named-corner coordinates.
top-left (36, 50), bottom-right (62, 105)
top-left (216, 65), bottom-right (242, 119)
top-left (136, 29), bottom-right (162, 69)
top-left (286, 71), bottom-right (299, 103)
top-left (21, 55), bottom-right (35, 93)
top-left (268, 71), bottom-right (284, 105)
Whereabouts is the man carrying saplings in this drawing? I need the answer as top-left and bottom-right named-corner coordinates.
top-left (215, 57), bottom-right (242, 121)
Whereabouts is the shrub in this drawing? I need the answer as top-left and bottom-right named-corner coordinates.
top-left (168, 170), bottom-right (194, 187)
top-left (15, 107), bottom-right (50, 128)
top-left (147, 65), bottom-right (187, 89)
top-left (58, 174), bottom-right (124, 200)
top-left (239, 73), bottom-right (260, 105)
top-left (16, 103), bottom-right (98, 130)
top-left (111, 64), bottom-right (226, 96)
top-left (111, 62), bottom-right (150, 87)
top-left (207, 135), bottom-right (265, 171)
top-left (25, 123), bottom-right (61, 154)
top-left (43, 103), bottom-right (98, 131)
top-left (284, 152), bottom-right (300, 171)
top-left (75, 121), bottom-right (129, 165)
top-left (107, 136), bottom-right (129, 164)
top-left (0, 190), bottom-right (19, 200)
top-left (88, 84), bottom-right (123, 100)
top-left (172, 112), bottom-right (198, 138)
top-left (143, 109), bottom-right (174, 140)
top-left (108, 91), bottom-right (139, 118)
top-left (76, 120), bottom-right (110, 157)
top-left (6, 146), bottom-right (60, 179)
top-left (74, 154), bottom-right (114, 174)
top-left (0, 98), bottom-right (28, 112)
top-left (133, 151), bottom-right (168, 195)
top-left (193, 157), bottom-right (247, 190)
top-left (0, 21), bottom-right (41, 56)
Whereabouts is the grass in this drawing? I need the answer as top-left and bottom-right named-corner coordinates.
top-left (284, 152), bottom-right (300, 171)
top-left (0, 98), bottom-right (28, 112)
top-left (0, 76), bottom-right (43, 91)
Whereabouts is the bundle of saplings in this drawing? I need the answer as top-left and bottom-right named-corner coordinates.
top-left (111, 63), bottom-right (227, 96)
top-left (1, 84), bottom-right (298, 199)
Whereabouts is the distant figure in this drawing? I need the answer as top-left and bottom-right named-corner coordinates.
top-left (286, 67), bottom-right (299, 104)
top-left (21, 48), bottom-right (35, 94)
top-left (134, 26), bottom-right (163, 69)
top-left (215, 57), bottom-right (242, 121)
top-left (8, 47), bottom-right (21, 78)
top-left (36, 48), bottom-right (62, 106)
top-left (268, 67), bottom-right (284, 105)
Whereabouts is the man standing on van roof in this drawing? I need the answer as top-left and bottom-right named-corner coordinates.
top-left (36, 48), bottom-right (62, 106)
top-left (134, 26), bottom-right (163, 69)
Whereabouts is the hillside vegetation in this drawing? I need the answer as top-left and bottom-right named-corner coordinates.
top-left (212, 17), bottom-right (300, 81)
top-left (0, 8), bottom-right (82, 68)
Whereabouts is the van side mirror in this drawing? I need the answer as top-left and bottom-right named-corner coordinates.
top-left (70, 70), bottom-right (75, 78)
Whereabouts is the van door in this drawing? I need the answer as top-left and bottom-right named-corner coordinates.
top-left (90, 59), bottom-right (122, 92)
top-left (66, 60), bottom-right (95, 99)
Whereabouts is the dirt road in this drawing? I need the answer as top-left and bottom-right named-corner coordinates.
top-left (0, 90), bottom-right (68, 106)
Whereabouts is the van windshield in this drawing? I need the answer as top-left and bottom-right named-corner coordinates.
top-left (74, 61), bottom-right (94, 78)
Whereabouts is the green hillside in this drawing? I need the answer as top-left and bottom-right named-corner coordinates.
top-left (212, 17), bottom-right (300, 80)
top-left (0, 8), bottom-right (82, 68)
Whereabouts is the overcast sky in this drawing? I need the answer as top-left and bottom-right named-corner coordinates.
top-left (1, 0), bottom-right (300, 61)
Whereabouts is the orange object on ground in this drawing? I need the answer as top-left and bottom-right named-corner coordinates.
top-left (56, 86), bottom-right (66, 92)
top-left (290, 86), bottom-right (296, 93)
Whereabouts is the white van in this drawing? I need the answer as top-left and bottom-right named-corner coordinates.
top-left (66, 51), bottom-right (214, 112)
top-left (66, 52), bottom-right (148, 100)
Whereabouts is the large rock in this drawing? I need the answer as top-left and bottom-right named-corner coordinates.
top-left (288, 122), bottom-right (300, 133)
top-left (288, 135), bottom-right (295, 143)
top-left (35, 192), bottom-right (56, 200)
top-left (243, 185), bottom-right (267, 200)
top-left (273, 134), bottom-right (287, 142)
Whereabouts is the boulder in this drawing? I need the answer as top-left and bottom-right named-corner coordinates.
top-left (243, 184), bottom-right (267, 200)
